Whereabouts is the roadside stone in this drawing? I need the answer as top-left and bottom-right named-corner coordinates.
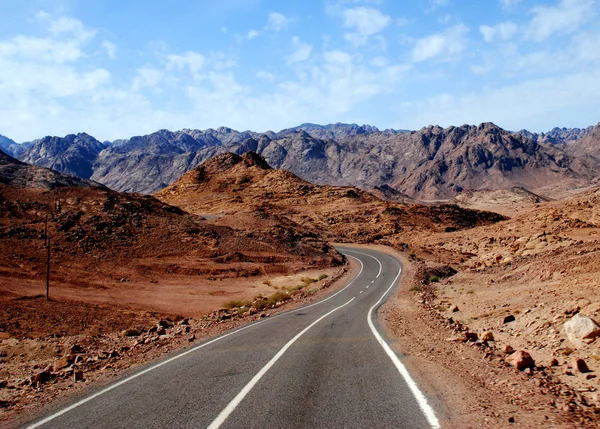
top-left (69, 344), bottom-right (84, 354)
top-left (31, 371), bottom-right (52, 386)
top-left (564, 314), bottom-right (600, 346)
top-left (121, 328), bottom-right (141, 337)
top-left (73, 370), bottom-right (84, 382)
top-left (0, 380), bottom-right (7, 389)
top-left (573, 358), bottom-right (590, 373)
top-left (586, 374), bottom-right (596, 380)
top-left (156, 328), bottom-right (166, 336)
top-left (450, 305), bottom-right (459, 312)
top-left (178, 318), bottom-right (189, 326)
top-left (503, 315), bottom-right (516, 324)
top-left (188, 335), bottom-right (195, 342)
top-left (157, 320), bottom-right (173, 329)
top-left (481, 331), bottom-right (495, 342)
top-left (54, 355), bottom-right (75, 371)
top-left (508, 350), bottom-right (535, 371)
top-left (464, 332), bottom-right (478, 342)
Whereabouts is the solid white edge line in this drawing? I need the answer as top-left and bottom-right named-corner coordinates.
top-left (28, 253), bottom-right (365, 428)
top-left (26, 321), bottom-right (266, 429)
top-left (367, 261), bottom-right (441, 429)
top-left (343, 249), bottom-right (382, 278)
top-left (207, 297), bottom-right (356, 429)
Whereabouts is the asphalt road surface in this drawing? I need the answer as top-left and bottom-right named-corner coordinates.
top-left (25, 246), bottom-right (440, 429)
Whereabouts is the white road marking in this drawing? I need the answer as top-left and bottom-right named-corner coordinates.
top-left (360, 291), bottom-right (363, 294)
top-left (26, 321), bottom-right (267, 429)
top-left (344, 250), bottom-right (383, 278)
top-left (299, 255), bottom-right (363, 311)
top-left (27, 254), bottom-right (365, 428)
top-left (366, 285), bottom-right (370, 289)
top-left (207, 297), bottom-right (356, 429)
top-left (366, 257), bottom-right (440, 429)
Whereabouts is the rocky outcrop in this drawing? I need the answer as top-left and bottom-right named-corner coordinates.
top-left (0, 149), bottom-right (99, 189)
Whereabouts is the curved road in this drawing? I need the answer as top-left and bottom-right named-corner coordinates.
top-left (25, 246), bottom-right (440, 429)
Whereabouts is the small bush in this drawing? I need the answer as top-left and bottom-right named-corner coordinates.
top-left (409, 252), bottom-right (416, 259)
top-left (253, 299), bottom-right (269, 310)
top-left (223, 299), bottom-right (251, 310)
top-left (428, 275), bottom-right (440, 283)
top-left (301, 277), bottom-right (318, 286)
top-left (308, 287), bottom-right (318, 295)
top-left (466, 289), bottom-right (474, 294)
top-left (318, 274), bottom-right (328, 280)
top-left (409, 285), bottom-right (422, 292)
top-left (262, 280), bottom-right (272, 286)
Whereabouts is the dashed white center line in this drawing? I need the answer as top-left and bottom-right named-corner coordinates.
top-left (360, 291), bottom-right (363, 294)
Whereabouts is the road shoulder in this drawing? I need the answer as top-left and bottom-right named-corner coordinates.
top-left (348, 244), bottom-right (593, 428)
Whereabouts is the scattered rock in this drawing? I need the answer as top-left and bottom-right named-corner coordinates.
top-left (508, 350), bottom-right (535, 371)
top-left (188, 335), bottom-right (196, 342)
top-left (178, 318), bottom-right (189, 326)
top-left (156, 328), bottom-right (166, 336)
top-left (503, 344), bottom-right (515, 354)
top-left (157, 320), bottom-right (173, 329)
top-left (69, 344), bottom-right (84, 354)
top-left (54, 355), bottom-right (75, 371)
top-left (121, 328), bottom-right (141, 337)
top-left (0, 380), bottom-right (7, 389)
top-left (508, 416), bottom-right (515, 423)
top-left (73, 370), bottom-right (84, 382)
top-left (481, 331), bottom-right (495, 342)
top-left (31, 371), bottom-right (52, 386)
top-left (450, 305), bottom-right (459, 312)
top-left (564, 314), bottom-right (600, 346)
top-left (464, 332), bottom-right (478, 342)
top-left (573, 358), bottom-right (590, 373)
top-left (549, 358), bottom-right (559, 366)
top-left (503, 315), bottom-right (516, 324)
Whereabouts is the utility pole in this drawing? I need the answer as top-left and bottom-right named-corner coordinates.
top-left (44, 212), bottom-right (51, 301)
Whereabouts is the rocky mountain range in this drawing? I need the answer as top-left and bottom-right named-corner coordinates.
top-left (4, 121), bottom-right (600, 199)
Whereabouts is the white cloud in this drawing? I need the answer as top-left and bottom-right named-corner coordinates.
top-left (166, 51), bottom-right (205, 76)
top-left (49, 16), bottom-right (95, 41)
top-left (288, 37), bottom-right (312, 64)
top-left (132, 67), bottom-right (164, 91)
top-left (247, 30), bottom-right (259, 40)
top-left (426, 0), bottom-right (450, 13)
top-left (411, 24), bottom-right (469, 62)
top-left (525, 0), bottom-right (594, 42)
top-left (500, 0), bottom-right (520, 10)
top-left (256, 70), bottom-right (276, 81)
top-left (266, 12), bottom-right (291, 31)
top-left (102, 40), bottom-right (117, 59)
top-left (394, 69), bottom-right (600, 131)
top-left (480, 21), bottom-right (518, 42)
top-left (342, 7), bottom-right (391, 46)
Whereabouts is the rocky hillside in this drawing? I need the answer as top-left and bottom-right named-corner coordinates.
top-left (0, 149), bottom-right (99, 189)
top-left (155, 152), bottom-right (506, 244)
top-left (8, 122), bottom-right (600, 199)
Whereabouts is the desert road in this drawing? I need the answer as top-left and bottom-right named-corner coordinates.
top-left (25, 246), bottom-right (440, 429)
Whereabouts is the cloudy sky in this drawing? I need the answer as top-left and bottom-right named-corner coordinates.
top-left (0, 0), bottom-right (598, 141)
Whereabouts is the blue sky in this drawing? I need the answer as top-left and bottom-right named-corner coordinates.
top-left (0, 0), bottom-right (598, 141)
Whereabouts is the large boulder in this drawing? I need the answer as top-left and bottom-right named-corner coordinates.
top-left (564, 314), bottom-right (600, 346)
